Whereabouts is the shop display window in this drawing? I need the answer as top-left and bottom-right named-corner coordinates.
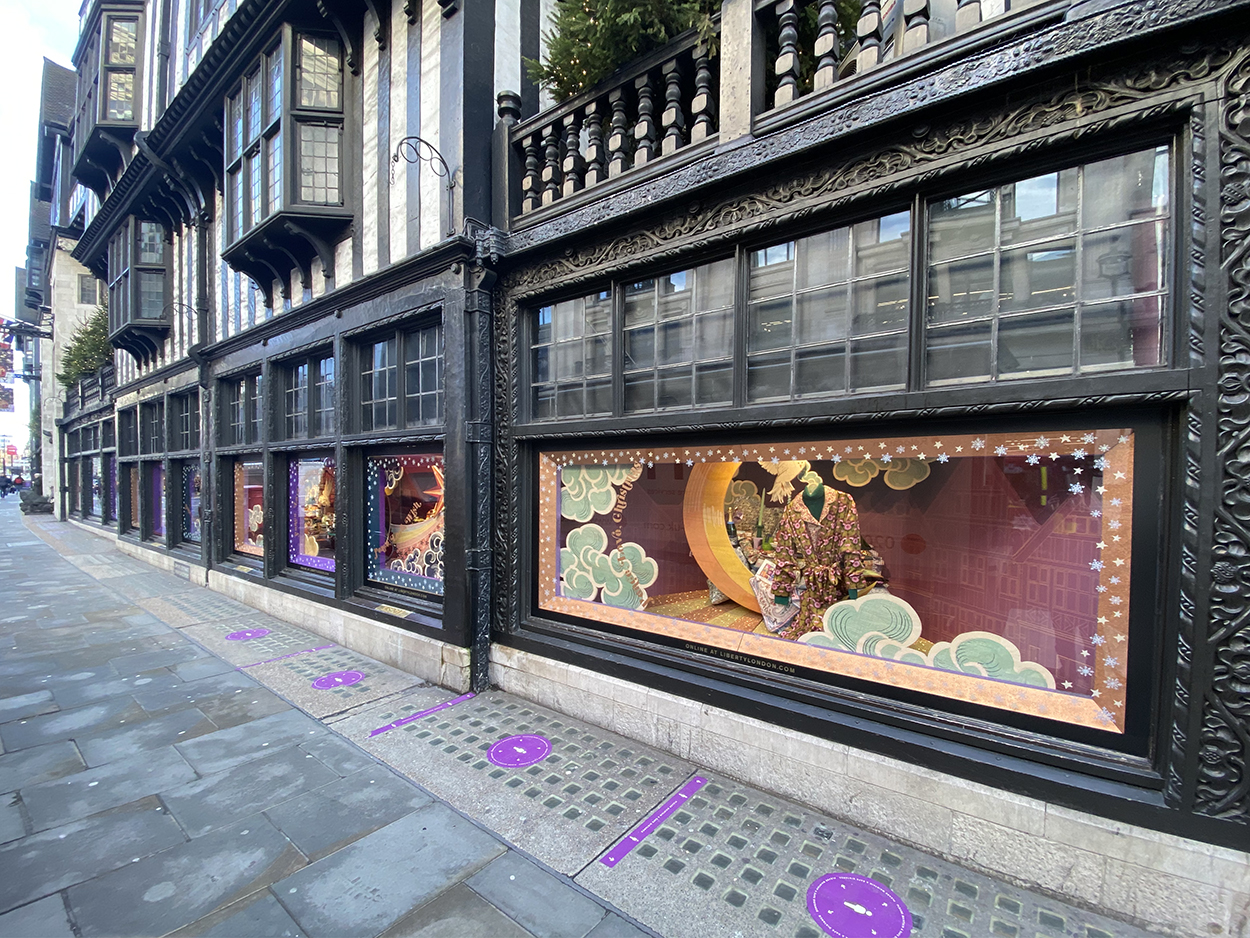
top-left (366, 453), bottom-right (445, 594)
top-left (149, 463), bottom-right (166, 539)
top-left (289, 456), bottom-right (336, 572)
top-left (182, 463), bottom-right (202, 543)
top-left (233, 460), bottom-right (264, 557)
top-left (90, 455), bottom-right (102, 516)
top-left (538, 427), bottom-right (1141, 732)
top-left (128, 466), bottom-right (139, 531)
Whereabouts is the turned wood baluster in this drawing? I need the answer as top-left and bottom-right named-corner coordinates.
top-left (521, 133), bottom-right (541, 213)
top-left (583, 100), bottom-right (606, 187)
top-left (855, 0), bottom-right (884, 72)
top-left (690, 46), bottom-right (715, 141)
top-left (813, 0), bottom-right (840, 90)
top-left (773, 0), bottom-right (801, 107)
top-left (633, 72), bottom-right (657, 168)
top-left (607, 89), bottom-right (632, 177)
top-left (955, 0), bottom-right (982, 32)
top-left (540, 122), bottom-right (561, 206)
top-left (902, 0), bottom-right (931, 53)
top-left (561, 111), bottom-right (585, 197)
top-left (660, 60), bottom-right (686, 156)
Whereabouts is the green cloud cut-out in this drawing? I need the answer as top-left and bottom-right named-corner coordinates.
top-left (559, 464), bottom-right (643, 523)
top-left (559, 523), bottom-right (658, 610)
top-left (800, 593), bottom-right (923, 653)
top-left (925, 632), bottom-right (1056, 689)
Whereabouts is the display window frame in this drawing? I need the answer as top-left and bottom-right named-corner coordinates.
top-left (232, 459), bottom-right (265, 559)
top-left (287, 453), bottom-right (336, 574)
top-left (181, 461), bottom-right (203, 545)
top-left (145, 461), bottom-right (167, 543)
top-left (522, 399), bottom-right (1170, 759)
top-left (364, 450), bottom-right (446, 599)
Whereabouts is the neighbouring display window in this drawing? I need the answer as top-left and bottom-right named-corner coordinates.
top-left (539, 428), bottom-right (1140, 733)
top-left (90, 456), bottom-right (102, 516)
top-left (366, 453), bottom-right (445, 594)
top-left (182, 463), bottom-right (203, 543)
top-left (233, 460), bottom-right (264, 557)
top-left (128, 467), bottom-right (140, 531)
top-left (289, 456), bottom-right (336, 572)
top-left (148, 463), bottom-right (166, 539)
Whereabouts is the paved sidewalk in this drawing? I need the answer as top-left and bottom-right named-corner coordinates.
top-left (0, 499), bottom-right (1161, 938)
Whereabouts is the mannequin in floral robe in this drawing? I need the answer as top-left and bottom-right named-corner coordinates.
top-left (770, 473), bottom-right (867, 641)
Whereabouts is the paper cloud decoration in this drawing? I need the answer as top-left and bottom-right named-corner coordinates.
top-left (560, 464), bottom-right (643, 523)
top-left (801, 592), bottom-right (923, 655)
top-left (559, 523), bottom-right (658, 610)
top-left (924, 632), bottom-right (1056, 689)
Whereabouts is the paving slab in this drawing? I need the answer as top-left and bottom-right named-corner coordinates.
top-left (0, 696), bottom-right (149, 753)
top-left (162, 746), bottom-right (340, 838)
top-left (576, 769), bottom-right (1159, 938)
top-left (584, 913), bottom-right (651, 938)
top-left (20, 746), bottom-right (196, 831)
top-left (0, 795), bottom-right (187, 914)
top-left (133, 669), bottom-right (291, 728)
top-left (336, 690), bottom-right (694, 876)
top-left (53, 640), bottom-right (169, 671)
top-left (0, 691), bottom-right (58, 723)
top-left (378, 883), bottom-right (534, 938)
top-left (0, 741), bottom-right (86, 791)
top-left (274, 804), bottom-right (506, 938)
top-left (0, 895), bottom-right (75, 938)
top-left (67, 815), bottom-right (306, 937)
top-left (181, 618), bottom-right (328, 666)
top-left (138, 591), bottom-right (257, 627)
top-left (107, 645), bottom-right (213, 674)
top-left (0, 793), bottom-right (24, 844)
top-left (77, 706), bottom-right (219, 767)
top-left (263, 765), bottom-right (432, 861)
top-left (169, 891), bottom-right (308, 938)
top-left (175, 708), bottom-right (330, 776)
top-left (244, 645), bottom-right (423, 719)
top-left (173, 657), bottom-right (238, 681)
top-left (467, 850), bottom-right (607, 938)
top-left (297, 732), bottom-right (379, 777)
top-left (50, 667), bottom-right (183, 710)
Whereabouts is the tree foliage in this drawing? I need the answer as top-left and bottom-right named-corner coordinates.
top-left (57, 305), bottom-right (112, 386)
top-left (527, 0), bottom-right (719, 102)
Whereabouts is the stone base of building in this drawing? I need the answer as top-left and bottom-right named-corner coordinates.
top-left (65, 517), bottom-right (1250, 938)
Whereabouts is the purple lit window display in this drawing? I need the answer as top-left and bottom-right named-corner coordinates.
top-left (289, 457), bottom-right (336, 572)
top-left (183, 463), bottom-right (203, 542)
top-left (149, 463), bottom-right (166, 538)
top-left (234, 461), bottom-right (264, 557)
top-left (90, 456), bottom-right (102, 516)
top-left (366, 453), bottom-right (445, 595)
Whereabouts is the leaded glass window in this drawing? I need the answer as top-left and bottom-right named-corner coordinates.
top-left (297, 123), bottom-right (340, 204)
top-left (531, 292), bottom-right (613, 419)
top-left (405, 323), bottom-right (443, 427)
top-left (297, 36), bottom-right (342, 109)
top-left (362, 338), bottom-right (398, 431)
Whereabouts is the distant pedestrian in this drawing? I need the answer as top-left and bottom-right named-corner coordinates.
top-left (0, 474), bottom-right (11, 499)
top-left (12, 475), bottom-right (24, 489)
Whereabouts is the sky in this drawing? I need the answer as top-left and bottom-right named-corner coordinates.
top-left (0, 0), bottom-right (79, 464)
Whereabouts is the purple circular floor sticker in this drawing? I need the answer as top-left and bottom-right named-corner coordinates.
top-left (488, 734), bottom-right (552, 768)
top-left (311, 670), bottom-right (366, 690)
top-left (226, 628), bottom-right (271, 641)
top-left (807, 873), bottom-right (912, 938)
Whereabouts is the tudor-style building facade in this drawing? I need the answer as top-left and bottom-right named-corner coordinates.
top-left (47, 0), bottom-right (1250, 933)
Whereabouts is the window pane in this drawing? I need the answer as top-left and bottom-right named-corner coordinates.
top-left (1000, 241), bottom-right (1075, 313)
top-left (796, 286), bottom-right (848, 346)
top-left (531, 292), bottom-right (612, 419)
top-left (1001, 168), bottom-right (1077, 244)
top-left (854, 212), bottom-right (910, 276)
top-left (228, 94), bottom-right (243, 162)
top-left (298, 35), bottom-right (342, 109)
top-left (1080, 296), bottom-right (1163, 372)
top-left (998, 310), bottom-right (1075, 379)
top-left (1081, 223), bottom-right (1167, 302)
top-left (107, 20), bottom-right (137, 64)
top-left (79, 275), bottom-right (97, 305)
top-left (268, 49), bottom-right (283, 121)
top-left (138, 223), bottom-right (164, 264)
top-left (137, 272), bottom-right (165, 319)
top-left (1083, 146), bottom-right (1170, 229)
top-left (929, 190), bottom-right (995, 261)
top-left (286, 363), bottom-right (308, 438)
top-left (405, 324), bottom-right (444, 427)
top-left (148, 463), bottom-right (166, 539)
top-left (748, 297), bottom-right (793, 353)
top-left (927, 322), bottom-right (993, 386)
top-left (366, 453), bottom-right (444, 594)
top-left (298, 123), bottom-right (341, 203)
top-left (747, 352), bottom-right (790, 402)
top-left (106, 72), bottom-right (134, 121)
top-left (249, 154), bottom-right (264, 226)
top-left (314, 357), bottom-right (336, 435)
top-left (246, 70), bottom-right (262, 142)
top-left (267, 133), bottom-right (283, 213)
top-left (797, 228), bottom-right (850, 289)
top-left (795, 346), bottom-right (846, 398)
top-left (849, 333), bottom-right (906, 391)
top-left (696, 257), bottom-right (735, 310)
top-left (182, 463), bottom-right (203, 543)
top-left (234, 461), bottom-right (264, 557)
top-left (290, 457), bottom-right (336, 572)
top-left (624, 279), bottom-right (655, 327)
top-left (852, 273), bottom-right (909, 335)
top-left (362, 338), bottom-right (398, 431)
top-left (750, 242), bottom-right (794, 298)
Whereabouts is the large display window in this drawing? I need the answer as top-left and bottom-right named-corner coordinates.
top-left (289, 456), bottom-right (336, 572)
top-left (365, 453), bottom-right (444, 594)
top-left (148, 463), bottom-right (166, 539)
top-left (233, 460), bottom-right (264, 557)
top-left (538, 427), bottom-right (1141, 732)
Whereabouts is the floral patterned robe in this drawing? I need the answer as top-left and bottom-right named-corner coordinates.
top-left (770, 487), bottom-right (867, 640)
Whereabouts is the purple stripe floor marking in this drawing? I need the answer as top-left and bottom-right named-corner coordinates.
top-left (600, 775), bottom-right (708, 869)
top-left (237, 644), bottom-right (336, 669)
top-left (368, 692), bottom-right (476, 737)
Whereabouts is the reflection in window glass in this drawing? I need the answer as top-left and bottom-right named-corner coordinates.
top-left (362, 338), bottom-right (398, 431)
top-left (286, 363), bottom-right (309, 438)
top-left (297, 36), bottom-right (342, 109)
top-left (234, 461), bottom-right (264, 557)
top-left (405, 323), bottom-right (443, 427)
top-left (748, 211), bottom-right (911, 401)
top-left (138, 223), bottom-right (164, 264)
top-left (90, 455), bottom-right (102, 517)
top-left (314, 357), bottom-right (335, 435)
top-left (107, 72), bottom-right (134, 121)
top-left (182, 463), bottom-right (202, 543)
top-left (289, 457), bottom-right (336, 572)
top-left (530, 292), bottom-right (613, 419)
top-left (624, 259), bottom-right (735, 413)
top-left (366, 453), bottom-right (445, 595)
top-left (926, 146), bottom-right (1169, 385)
top-left (540, 427), bottom-right (1138, 733)
top-left (298, 123), bottom-right (341, 203)
top-left (107, 20), bottom-right (137, 64)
